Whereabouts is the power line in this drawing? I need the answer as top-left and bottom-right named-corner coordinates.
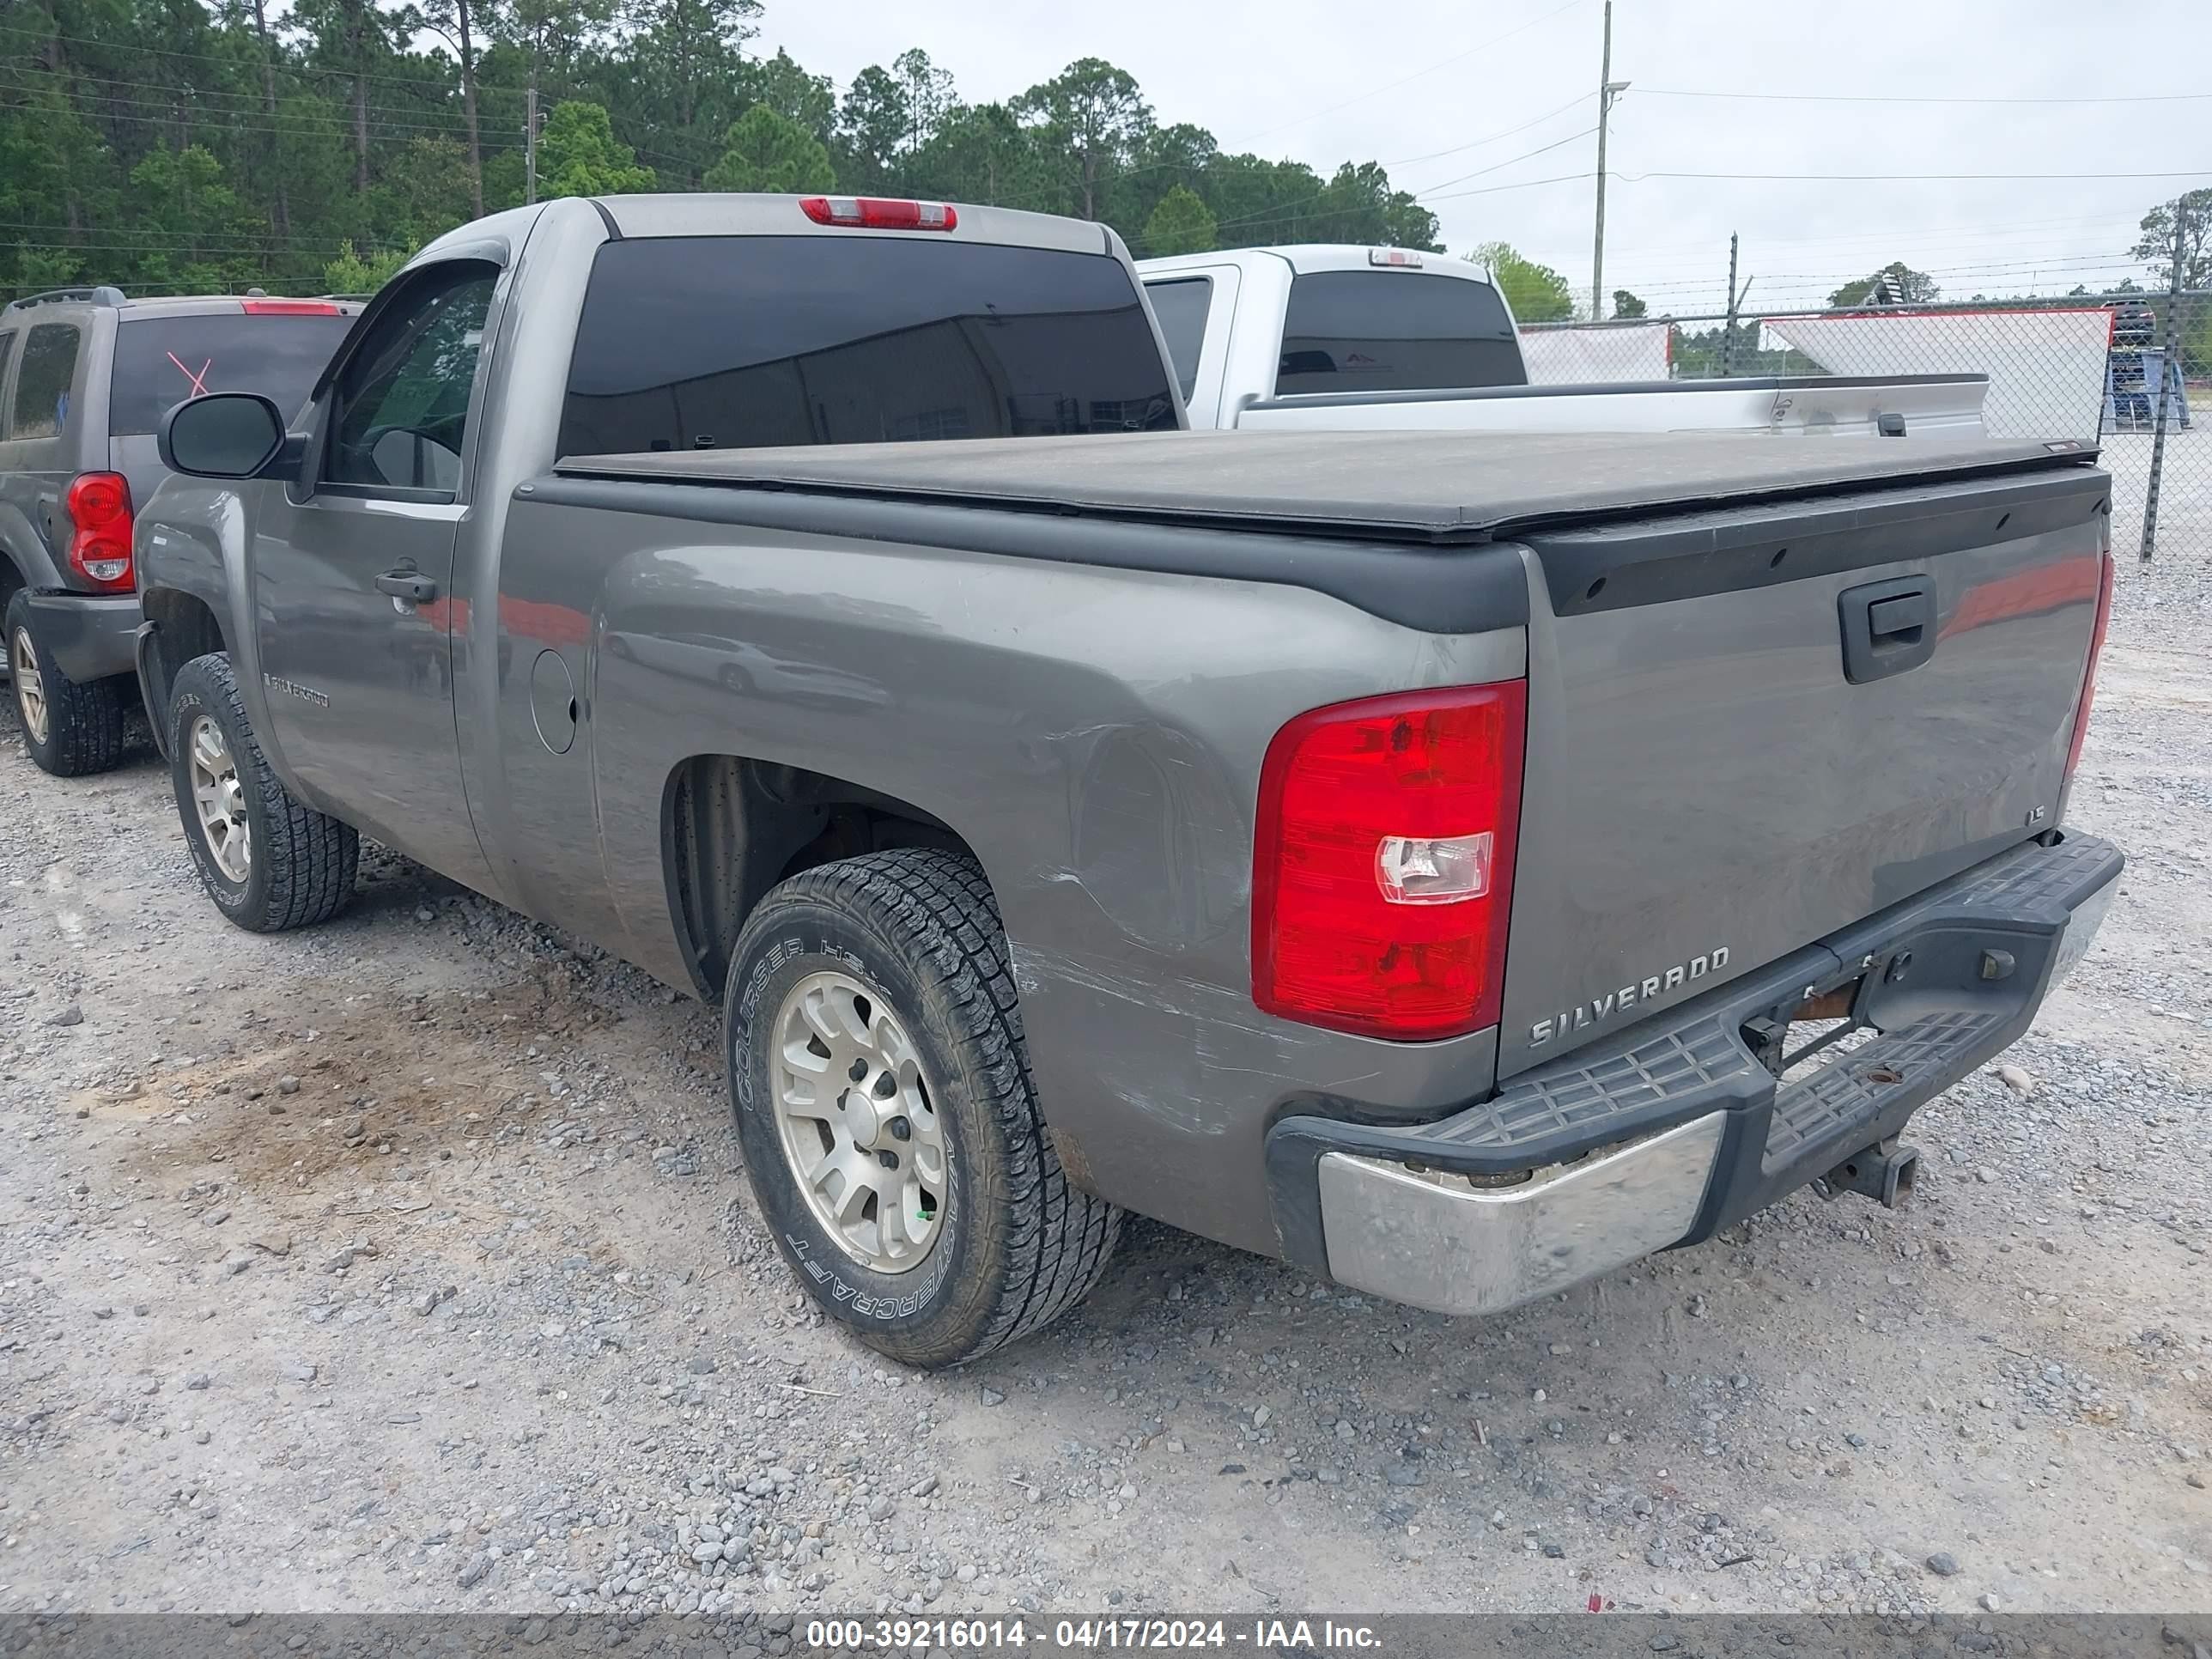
top-left (9, 67), bottom-right (488, 128)
top-left (1620, 252), bottom-right (2154, 284)
top-left (1614, 167), bottom-right (2212, 183)
top-left (6, 89), bottom-right (487, 143)
top-left (1175, 124), bottom-right (1600, 243)
top-left (1380, 93), bottom-right (1592, 168)
top-left (2, 240), bottom-right (380, 262)
top-left (5, 61), bottom-right (459, 114)
top-left (0, 20), bottom-right (476, 97)
top-left (0, 222), bottom-right (412, 254)
top-left (1610, 213), bottom-right (2148, 259)
top-left (1613, 235), bottom-right (2157, 276)
top-left (1635, 85), bottom-right (2212, 107)
top-left (1408, 125), bottom-right (1598, 198)
top-left (1615, 265), bottom-right (2154, 302)
top-left (0, 68), bottom-right (488, 139)
top-left (1419, 171), bottom-right (1591, 206)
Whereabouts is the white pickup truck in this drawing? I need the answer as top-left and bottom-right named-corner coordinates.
top-left (1138, 246), bottom-right (1990, 439)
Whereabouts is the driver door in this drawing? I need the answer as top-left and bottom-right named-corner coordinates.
top-left (251, 258), bottom-right (498, 889)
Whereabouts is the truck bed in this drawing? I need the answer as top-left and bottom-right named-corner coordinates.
top-left (551, 427), bottom-right (2112, 1079)
top-left (552, 427), bottom-right (2091, 543)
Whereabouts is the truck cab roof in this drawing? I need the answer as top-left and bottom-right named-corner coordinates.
top-left (1141, 243), bottom-right (1494, 279)
top-left (410, 191), bottom-right (1127, 269)
top-left (3, 289), bottom-right (358, 320)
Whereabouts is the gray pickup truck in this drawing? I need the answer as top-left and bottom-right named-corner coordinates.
top-left (133, 192), bottom-right (2121, 1368)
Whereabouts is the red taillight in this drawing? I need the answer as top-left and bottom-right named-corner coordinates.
top-left (1252, 682), bottom-right (1528, 1041)
top-left (2063, 548), bottom-right (2116, 781)
top-left (799, 196), bottom-right (958, 232)
top-left (66, 471), bottom-right (134, 592)
top-left (241, 299), bottom-right (343, 315)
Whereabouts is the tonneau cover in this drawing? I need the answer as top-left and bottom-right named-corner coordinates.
top-left (555, 428), bottom-right (2096, 543)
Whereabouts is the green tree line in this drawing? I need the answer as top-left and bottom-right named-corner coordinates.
top-left (1, 0), bottom-right (1440, 300)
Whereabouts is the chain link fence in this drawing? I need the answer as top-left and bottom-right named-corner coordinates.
top-left (1522, 291), bottom-right (2211, 558)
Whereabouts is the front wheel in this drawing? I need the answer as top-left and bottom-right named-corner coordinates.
top-left (726, 849), bottom-right (1121, 1367)
top-left (167, 652), bottom-right (359, 933)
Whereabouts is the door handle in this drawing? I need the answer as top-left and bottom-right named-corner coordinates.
top-left (376, 569), bottom-right (439, 605)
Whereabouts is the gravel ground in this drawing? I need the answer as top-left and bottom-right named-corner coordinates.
top-left (0, 558), bottom-right (2206, 1623)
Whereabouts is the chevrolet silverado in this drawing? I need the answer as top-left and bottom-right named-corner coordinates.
top-left (131, 193), bottom-right (2118, 1367)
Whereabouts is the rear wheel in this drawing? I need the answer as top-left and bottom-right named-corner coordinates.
top-left (726, 849), bottom-right (1121, 1367)
top-left (167, 652), bottom-right (358, 932)
top-left (5, 590), bottom-right (125, 777)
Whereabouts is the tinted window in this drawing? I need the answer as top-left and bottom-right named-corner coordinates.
top-left (1275, 271), bottom-right (1524, 396)
top-left (112, 313), bottom-right (354, 435)
top-left (0, 332), bottom-right (15, 439)
top-left (11, 323), bottom-right (82, 440)
top-left (325, 263), bottom-right (495, 493)
top-left (560, 235), bottom-right (1178, 456)
top-left (1145, 277), bottom-right (1211, 402)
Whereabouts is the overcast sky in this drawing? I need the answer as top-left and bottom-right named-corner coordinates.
top-left (753, 0), bottom-right (2211, 316)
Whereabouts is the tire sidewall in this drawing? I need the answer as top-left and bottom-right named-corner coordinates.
top-left (168, 662), bottom-right (273, 922)
top-left (7, 595), bottom-right (58, 770)
top-left (726, 902), bottom-right (1001, 1351)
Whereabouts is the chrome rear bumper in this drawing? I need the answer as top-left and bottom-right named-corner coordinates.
top-left (1277, 831), bottom-right (2121, 1319)
top-left (1317, 1112), bottom-right (1727, 1316)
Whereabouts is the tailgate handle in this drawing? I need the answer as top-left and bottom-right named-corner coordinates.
top-left (1867, 593), bottom-right (1927, 640)
top-left (1839, 577), bottom-right (1936, 684)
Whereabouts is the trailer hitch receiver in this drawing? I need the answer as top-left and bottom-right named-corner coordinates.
top-left (1815, 1137), bottom-right (1921, 1210)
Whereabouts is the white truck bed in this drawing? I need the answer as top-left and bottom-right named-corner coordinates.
top-left (1139, 246), bottom-right (1990, 441)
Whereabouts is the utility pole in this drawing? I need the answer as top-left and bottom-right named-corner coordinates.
top-left (2142, 195), bottom-right (2187, 561)
top-left (1589, 0), bottom-right (1629, 319)
top-left (524, 75), bottom-right (539, 205)
top-left (1720, 232), bottom-right (1739, 378)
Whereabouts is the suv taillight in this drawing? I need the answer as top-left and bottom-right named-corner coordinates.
top-left (66, 471), bottom-right (134, 592)
top-left (2063, 548), bottom-right (2116, 782)
top-left (1252, 682), bottom-right (1528, 1041)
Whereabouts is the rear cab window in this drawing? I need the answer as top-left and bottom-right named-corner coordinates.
top-left (1275, 270), bottom-right (1525, 396)
top-left (111, 310), bottom-right (356, 435)
top-left (1143, 277), bottom-right (1212, 403)
top-left (559, 235), bottom-right (1178, 456)
top-left (11, 323), bottom-right (83, 440)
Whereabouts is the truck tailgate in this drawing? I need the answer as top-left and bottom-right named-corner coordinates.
top-left (1496, 461), bottom-right (2111, 1077)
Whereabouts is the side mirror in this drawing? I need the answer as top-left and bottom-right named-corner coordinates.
top-left (159, 392), bottom-right (287, 480)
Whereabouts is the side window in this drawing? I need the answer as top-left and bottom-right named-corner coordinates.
top-left (323, 262), bottom-right (496, 495)
top-left (10, 323), bottom-right (82, 441)
top-left (1144, 277), bottom-right (1212, 403)
top-left (0, 331), bottom-right (16, 440)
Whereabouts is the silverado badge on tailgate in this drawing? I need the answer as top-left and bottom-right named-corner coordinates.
top-left (1531, 945), bottom-right (1732, 1047)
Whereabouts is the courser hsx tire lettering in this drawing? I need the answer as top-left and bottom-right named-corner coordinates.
top-left (725, 849), bottom-right (1122, 1367)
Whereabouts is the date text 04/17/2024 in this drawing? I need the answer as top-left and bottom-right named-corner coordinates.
top-left (800, 1619), bottom-right (1385, 1650)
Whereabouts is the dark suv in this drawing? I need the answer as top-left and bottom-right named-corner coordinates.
top-left (1, 286), bottom-right (358, 774)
